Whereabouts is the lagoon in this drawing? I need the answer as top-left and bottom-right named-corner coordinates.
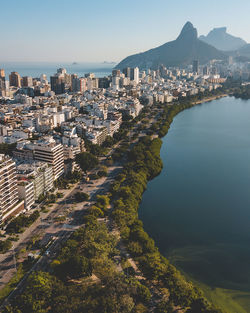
top-left (139, 96), bottom-right (250, 312)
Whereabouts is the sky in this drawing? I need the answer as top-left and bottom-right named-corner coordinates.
top-left (1, 0), bottom-right (250, 63)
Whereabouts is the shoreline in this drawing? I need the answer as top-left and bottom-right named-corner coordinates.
top-left (110, 92), bottom-right (231, 312)
top-left (193, 93), bottom-right (228, 105)
top-left (137, 93), bottom-right (248, 313)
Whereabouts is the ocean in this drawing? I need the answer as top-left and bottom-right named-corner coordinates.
top-left (0, 62), bottom-right (114, 78)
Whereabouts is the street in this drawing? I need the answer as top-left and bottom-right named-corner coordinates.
top-left (0, 162), bottom-right (122, 302)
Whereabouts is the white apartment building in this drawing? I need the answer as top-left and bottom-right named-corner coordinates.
top-left (63, 145), bottom-right (81, 160)
top-left (32, 138), bottom-right (64, 180)
top-left (18, 180), bottom-right (34, 210)
top-left (103, 120), bottom-right (121, 136)
top-left (0, 154), bottom-right (24, 224)
top-left (52, 112), bottom-right (65, 127)
top-left (86, 126), bottom-right (108, 145)
top-left (130, 67), bottom-right (139, 84)
top-left (17, 161), bottom-right (54, 200)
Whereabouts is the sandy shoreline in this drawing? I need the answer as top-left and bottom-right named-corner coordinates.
top-left (193, 93), bottom-right (228, 105)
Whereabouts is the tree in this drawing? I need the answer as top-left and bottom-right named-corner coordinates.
top-left (134, 303), bottom-right (148, 313)
top-left (89, 143), bottom-right (107, 156)
top-left (75, 192), bottom-right (89, 202)
top-left (6, 211), bottom-right (40, 234)
top-left (136, 283), bottom-right (151, 303)
top-left (127, 241), bottom-right (143, 256)
top-left (88, 205), bottom-right (104, 217)
top-left (59, 255), bottom-right (92, 279)
top-left (96, 195), bottom-right (110, 211)
top-left (97, 170), bottom-right (108, 177)
top-left (75, 152), bottom-right (99, 173)
top-left (0, 239), bottom-right (12, 254)
top-left (102, 136), bottom-right (115, 148)
top-left (17, 271), bottom-right (54, 312)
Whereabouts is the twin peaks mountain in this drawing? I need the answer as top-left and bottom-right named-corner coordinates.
top-left (115, 22), bottom-right (226, 70)
top-left (199, 27), bottom-right (247, 51)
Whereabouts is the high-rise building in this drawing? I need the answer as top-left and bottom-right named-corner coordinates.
top-left (50, 75), bottom-right (65, 94)
top-left (78, 78), bottom-right (87, 92)
top-left (85, 73), bottom-right (95, 79)
top-left (112, 69), bottom-right (120, 77)
top-left (57, 68), bottom-right (67, 75)
top-left (193, 60), bottom-right (199, 73)
top-left (98, 77), bottom-right (111, 88)
top-left (130, 67), bottom-right (139, 84)
top-left (0, 69), bottom-right (5, 79)
top-left (50, 68), bottom-right (71, 94)
top-left (123, 67), bottom-right (131, 78)
top-left (203, 66), bottom-right (209, 75)
top-left (211, 66), bottom-right (218, 75)
top-left (71, 76), bottom-right (87, 93)
top-left (71, 74), bottom-right (78, 92)
top-left (0, 69), bottom-right (6, 93)
top-left (50, 76), bottom-right (58, 92)
top-left (22, 76), bottom-right (33, 87)
top-left (112, 76), bottom-right (120, 90)
top-left (40, 74), bottom-right (47, 82)
top-left (33, 138), bottom-right (64, 180)
top-left (0, 154), bottom-right (24, 225)
top-left (228, 56), bottom-right (233, 65)
top-left (86, 77), bottom-right (99, 90)
top-left (64, 73), bottom-right (72, 89)
top-left (0, 78), bottom-right (5, 90)
top-left (9, 71), bottom-right (21, 88)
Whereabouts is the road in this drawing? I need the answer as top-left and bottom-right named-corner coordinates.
top-left (0, 162), bottom-right (122, 301)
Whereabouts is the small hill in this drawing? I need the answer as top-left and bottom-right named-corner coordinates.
top-left (199, 27), bottom-right (247, 51)
top-left (115, 22), bottom-right (226, 70)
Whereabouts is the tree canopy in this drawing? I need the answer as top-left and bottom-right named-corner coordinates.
top-left (75, 152), bottom-right (99, 173)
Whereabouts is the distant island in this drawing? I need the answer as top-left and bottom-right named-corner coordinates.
top-left (72, 62), bottom-right (78, 65)
top-left (103, 61), bottom-right (116, 64)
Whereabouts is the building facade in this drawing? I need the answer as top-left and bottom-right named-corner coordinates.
top-left (33, 139), bottom-right (64, 180)
top-left (9, 71), bottom-right (21, 88)
top-left (0, 154), bottom-right (24, 224)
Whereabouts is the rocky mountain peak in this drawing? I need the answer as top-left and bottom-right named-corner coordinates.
top-left (177, 22), bottom-right (198, 41)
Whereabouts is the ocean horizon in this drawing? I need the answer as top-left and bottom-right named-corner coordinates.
top-left (0, 61), bottom-right (114, 79)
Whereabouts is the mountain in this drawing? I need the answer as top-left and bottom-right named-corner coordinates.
top-left (199, 27), bottom-right (247, 51)
top-left (237, 44), bottom-right (250, 58)
top-left (115, 22), bottom-right (226, 70)
top-left (223, 43), bottom-right (250, 62)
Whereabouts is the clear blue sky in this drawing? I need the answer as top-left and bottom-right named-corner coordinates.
top-left (1, 0), bottom-right (250, 63)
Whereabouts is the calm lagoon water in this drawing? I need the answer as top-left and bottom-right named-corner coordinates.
top-left (139, 96), bottom-right (250, 293)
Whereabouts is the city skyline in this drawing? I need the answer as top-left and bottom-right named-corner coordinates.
top-left (1, 2), bottom-right (250, 309)
top-left (1, 0), bottom-right (250, 63)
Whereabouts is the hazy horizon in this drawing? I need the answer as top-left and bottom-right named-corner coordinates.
top-left (1, 0), bottom-right (250, 63)
top-left (0, 61), bottom-right (114, 78)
